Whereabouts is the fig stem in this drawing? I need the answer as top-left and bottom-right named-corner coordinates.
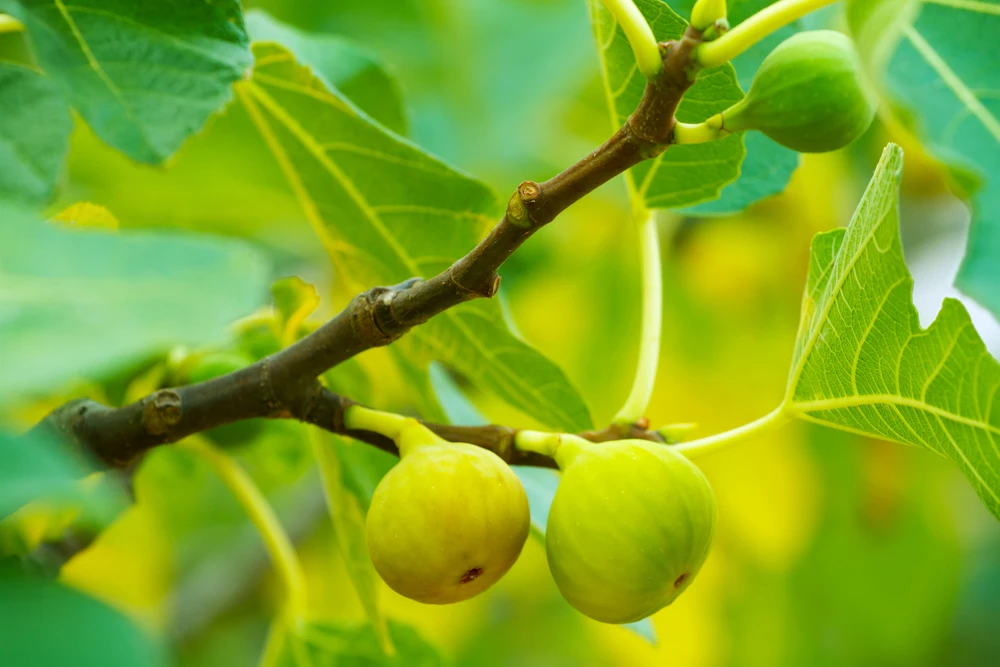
top-left (515, 431), bottom-right (591, 468)
top-left (673, 405), bottom-right (790, 458)
top-left (180, 436), bottom-right (308, 615)
top-left (690, 0), bottom-right (727, 31)
top-left (695, 0), bottom-right (838, 69)
top-left (599, 0), bottom-right (663, 79)
top-left (0, 14), bottom-right (23, 34)
top-left (613, 208), bottom-right (664, 425)
top-left (343, 404), bottom-right (411, 441)
top-left (672, 115), bottom-right (728, 145)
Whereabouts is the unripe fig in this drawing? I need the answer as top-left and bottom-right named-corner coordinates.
top-left (722, 30), bottom-right (876, 153)
top-left (546, 439), bottom-right (716, 624)
top-left (366, 421), bottom-right (530, 604)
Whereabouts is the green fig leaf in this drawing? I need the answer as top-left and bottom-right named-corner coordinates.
top-left (238, 43), bottom-right (591, 432)
top-left (260, 616), bottom-right (441, 667)
top-left (0, 201), bottom-right (269, 403)
top-left (846, 0), bottom-right (1000, 319)
top-left (0, 64), bottom-right (71, 205)
top-left (245, 9), bottom-right (407, 136)
top-left (0, 568), bottom-right (166, 667)
top-left (0, 0), bottom-right (252, 165)
top-left (784, 144), bottom-right (1000, 521)
top-left (0, 428), bottom-right (108, 521)
top-left (588, 0), bottom-right (746, 210)
top-left (668, 0), bottom-right (802, 215)
top-left (312, 431), bottom-right (392, 654)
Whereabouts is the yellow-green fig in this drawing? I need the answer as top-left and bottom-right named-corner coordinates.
top-left (721, 30), bottom-right (877, 153)
top-left (366, 421), bottom-right (530, 604)
top-left (546, 439), bottom-right (716, 624)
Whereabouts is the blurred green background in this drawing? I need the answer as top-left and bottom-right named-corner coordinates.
top-left (4, 0), bottom-right (1000, 665)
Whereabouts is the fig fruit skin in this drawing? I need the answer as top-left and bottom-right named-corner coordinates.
top-left (546, 439), bottom-right (717, 624)
top-left (366, 428), bottom-right (530, 604)
top-left (724, 30), bottom-right (877, 153)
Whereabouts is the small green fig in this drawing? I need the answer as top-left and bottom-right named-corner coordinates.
top-left (366, 421), bottom-right (530, 604)
top-left (722, 30), bottom-right (877, 153)
top-left (546, 439), bottom-right (716, 624)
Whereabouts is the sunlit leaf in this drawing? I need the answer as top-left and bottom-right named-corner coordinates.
top-left (0, 567), bottom-right (165, 666)
top-left (784, 144), bottom-right (1000, 521)
top-left (846, 0), bottom-right (1000, 318)
top-left (236, 43), bottom-right (591, 432)
top-left (0, 0), bottom-right (252, 164)
top-left (0, 202), bottom-right (269, 402)
top-left (588, 0), bottom-right (745, 210)
top-left (245, 9), bottom-right (407, 136)
top-left (0, 63), bottom-right (71, 204)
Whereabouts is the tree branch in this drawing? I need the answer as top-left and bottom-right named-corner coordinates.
top-left (32, 28), bottom-right (703, 469)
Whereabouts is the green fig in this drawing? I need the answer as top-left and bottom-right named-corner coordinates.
top-left (721, 30), bottom-right (877, 153)
top-left (546, 439), bottom-right (716, 624)
top-left (366, 421), bottom-right (530, 604)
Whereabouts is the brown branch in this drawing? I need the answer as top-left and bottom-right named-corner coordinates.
top-left (32, 28), bottom-right (702, 469)
top-left (37, 387), bottom-right (666, 470)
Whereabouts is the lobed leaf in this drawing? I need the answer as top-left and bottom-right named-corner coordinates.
top-left (237, 43), bottom-right (592, 432)
top-left (785, 144), bottom-right (1000, 521)
top-left (846, 0), bottom-right (1000, 319)
top-left (0, 0), bottom-right (252, 164)
top-left (588, 0), bottom-right (746, 210)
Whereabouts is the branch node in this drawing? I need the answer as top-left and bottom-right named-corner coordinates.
top-left (143, 390), bottom-right (182, 436)
top-left (506, 181), bottom-right (543, 229)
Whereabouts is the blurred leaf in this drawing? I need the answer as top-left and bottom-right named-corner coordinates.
top-left (51, 201), bottom-right (118, 230)
top-left (245, 9), bottom-right (407, 136)
top-left (0, 201), bottom-right (269, 402)
top-left (0, 428), bottom-right (94, 520)
top-left (589, 0), bottom-right (745, 209)
top-left (0, 63), bottom-right (71, 204)
top-left (0, 568), bottom-right (165, 666)
top-left (271, 276), bottom-right (321, 347)
top-left (846, 0), bottom-right (1000, 318)
top-left (0, 0), bottom-right (251, 164)
top-left (670, 0), bottom-right (802, 215)
top-left (785, 144), bottom-right (1000, 521)
top-left (261, 616), bottom-right (440, 667)
top-left (311, 431), bottom-right (391, 654)
top-left (236, 43), bottom-right (591, 431)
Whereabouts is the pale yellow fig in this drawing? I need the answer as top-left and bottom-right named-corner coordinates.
top-left (546, 439), bottom-right (717, 624)
top-left (366, 421), bottom-right (530, 604)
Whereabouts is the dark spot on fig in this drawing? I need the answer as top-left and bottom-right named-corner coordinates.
top-left (673, 573), bottom-right (688, 589)
top-left (460, 567), bottom-right (484, 584)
